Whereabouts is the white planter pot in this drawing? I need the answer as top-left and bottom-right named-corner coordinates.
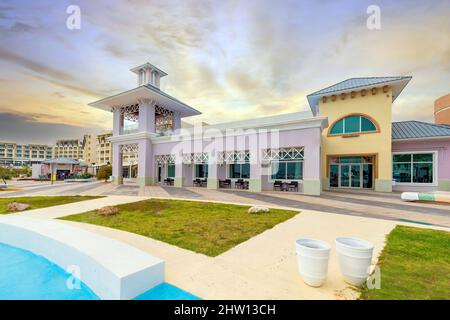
top-left (335, 237), bottom-right (374, 287)
top-left (295, 239), bottom-right (331, 287)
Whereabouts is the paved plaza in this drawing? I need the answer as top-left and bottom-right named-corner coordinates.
top-left (3, 180), bottom-right (449, 227)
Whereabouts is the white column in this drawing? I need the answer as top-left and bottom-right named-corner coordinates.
top-left (249, 148), bottom-right (262, 192)
top-left (112, 143), bottom-right (123, 185)
top-left (113, 109), bottom-right (123, 136)
top-left (172, 112), bottom-right (181, 132)
top-left (207, 153), bottom-right (218, 189)
top-left (138, 101), bottom-right (156, 133)
top-left (174, 153), bottom-right (184, 188)
top-left (137, 139), bottom-right (154, 186)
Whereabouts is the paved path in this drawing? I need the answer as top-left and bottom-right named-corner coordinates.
top-left (3, 180), bottom-right (449, 227)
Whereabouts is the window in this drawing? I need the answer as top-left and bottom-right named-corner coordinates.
top-left (228, 163), bottom-right (250, 179)
top-left (329, 115), bottom-right (377, 135)
top-left (271, 161), bottom-right (303, 180)
top-left (194, 164), bottom-right (208, 178)
top-left (393, 153), bottom-right (434, 184)
top-left (167, 164), bottom-right (175, 178)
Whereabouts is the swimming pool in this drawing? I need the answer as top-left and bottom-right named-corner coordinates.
top-left (0, 242), bottom-right (199, 300)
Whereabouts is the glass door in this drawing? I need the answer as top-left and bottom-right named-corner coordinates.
top-left (351, 165), bottom-right (361, 188)
top-left (329, 156), bottom-right (374, 189)
top-left (340, 165), bottom-right (350, 187)
top-left (330, 165), bottom-right (339, 188)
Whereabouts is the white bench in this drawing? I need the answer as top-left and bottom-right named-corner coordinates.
top-left (0, 215), bottom-right (164, 299)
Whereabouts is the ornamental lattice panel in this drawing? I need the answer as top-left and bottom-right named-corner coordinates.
top-left (263, 147), bottom-right (304, 161)
top-left (217, 151), bottom-right (250, 163)
top-left (155, 154), bottom-right (176, 164)
top-left (182, 152), bottom-right (209, 164)
top-left (155, 105), bottom-right (174, 131)
top-left (120, 143), bottom-right (139, 153)
top-left (114, 104), bottom-right (140, 122)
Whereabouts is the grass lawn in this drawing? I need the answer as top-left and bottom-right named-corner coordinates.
top-left (0, 196), bottom-right (102, 214)
top-left (61, 199), bottom-right (298, 256)
top-left (360, 225), bottom-right (450, 300)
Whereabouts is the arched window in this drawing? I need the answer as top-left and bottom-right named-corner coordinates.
top-left (329, 115), bottom-right (378, 135)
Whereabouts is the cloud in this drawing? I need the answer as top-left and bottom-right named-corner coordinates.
top-left (0, 48), bottom-right (73, 81)
top-left (0, 112), bottom-right (101, 145)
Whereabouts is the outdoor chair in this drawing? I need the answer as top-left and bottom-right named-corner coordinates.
top-left (288, 181), bottom-right (298, 192)
top-left (235, 179), bottom-right (244, 189)
top-left (223, 179), bottom-right (231, 188)
top-left (200, 179), bottom-right (207, 187)
top-left (193, 179), bottom-right (201, 187)
top-left (273, 180), bottom-right (283, 191)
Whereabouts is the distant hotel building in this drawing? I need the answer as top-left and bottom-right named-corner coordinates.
top-left (82, 131), bottom-right (114, 167)
top-left (0, 141), bottom-right (53, 166)
top-left (52, 138), bottom-right (83, 159)
top-left (82, 131), bottom-right (137, 176)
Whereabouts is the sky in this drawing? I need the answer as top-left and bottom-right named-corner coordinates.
top-left (0, 0), bottom-right (449, 144)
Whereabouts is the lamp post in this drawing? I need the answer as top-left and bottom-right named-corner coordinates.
top-left (51, 162), bottom-right (54, 185)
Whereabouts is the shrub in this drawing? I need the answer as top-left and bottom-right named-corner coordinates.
top-left (0, 166), bottom-right (31, 180)
top-left (76, 172), bottom-right (94, 179)
top-left (97, 165), bottom-right (112, 182)
top-left (0, 167), bottom-right (12, 181)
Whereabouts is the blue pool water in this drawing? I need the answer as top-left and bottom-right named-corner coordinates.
top-left (135, 283), bottom-right (200, 300)
top-left (0, 242), bottom-right (199, 300)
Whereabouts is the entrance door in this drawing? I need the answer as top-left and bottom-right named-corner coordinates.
top-left (350, 165), bottom-right (361, 188)
top-left (334, 164), bottom-right (371, 189)
top-left (339, 164), bottom-right (361, 188)
top-left (157, 166), bottom-right (162, 182)
top-left (340, 165), bottom-right (350, 187)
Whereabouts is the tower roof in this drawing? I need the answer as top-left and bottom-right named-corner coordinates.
top-left (130, 62), bottom-right (167, 77)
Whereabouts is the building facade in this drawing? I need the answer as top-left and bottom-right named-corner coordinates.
top-left (0, 141), bottom-right (53, 167)
top-left (82, 131), bottom-right (137, 177)
top-left (89, 63), bottom-right (450, 194)
top-left (53, 139), bottom-right (83, 160)
top-left (82, 134), bottom-right (97, 165)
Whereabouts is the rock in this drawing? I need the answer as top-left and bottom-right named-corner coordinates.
top-left (7, 202), bottom-right (30, 212)
top-left (97, 206), bottom-right (119, 216)
top-left (248, 206), bottom-right (270, 214)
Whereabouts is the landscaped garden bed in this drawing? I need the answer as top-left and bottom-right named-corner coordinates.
top-left (360, 225), bottom-right (450, 300)
top-left (61, 199), bottom-right (299, 256)
top-left (0, 196), bottom-right (103, 214)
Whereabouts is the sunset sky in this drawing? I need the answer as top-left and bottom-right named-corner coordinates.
top-left (0, 0), bottom-right (449, 144)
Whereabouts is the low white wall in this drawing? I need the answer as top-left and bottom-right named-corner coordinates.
top-left (0, 216), bottom-right (164, 300)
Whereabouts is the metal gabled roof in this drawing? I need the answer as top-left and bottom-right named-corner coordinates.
top-left (392, 121), bottom-right (450, 140)
top-left (88, 84), bottom-right (201, 118)
top-left (307, 76), bottom-right (412, 115)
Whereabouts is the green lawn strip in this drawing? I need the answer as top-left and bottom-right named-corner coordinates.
top-left (360, 225), bottom-right (450, 300)
top-left (0, 196), bottom-right (103, 214)
top-left (60, 199), bottom-right (299, 257)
